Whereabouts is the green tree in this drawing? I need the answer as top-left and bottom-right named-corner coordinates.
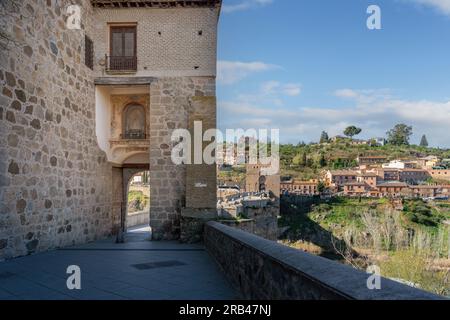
top-left (386, 124), bottom-right (413, 146)
top-left (319, 153), bottom-right (327, 167)
top-left (300, 152), bottom-right (307, 166)
top-left (344, 126), bottom-right (362, 139)
top-left (317, 181), bottom-right (326, 194)
top-left (320, 131), bottom-right (329, 144)
top-left (420, 134), bottom-right (429, 147)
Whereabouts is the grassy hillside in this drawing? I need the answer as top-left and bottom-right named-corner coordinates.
top-left (281, 141), bottom-right (450, 180)
top-left (280, 196), bottom-right (450, 295)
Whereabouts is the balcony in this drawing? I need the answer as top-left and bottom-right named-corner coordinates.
top-left (121, 130), bottom-right (147, 140)
top-left (105, 55), bottom-right (137, 73)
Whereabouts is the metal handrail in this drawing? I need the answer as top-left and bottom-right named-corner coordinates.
top-left (105, 54), bottom-right (137, 72)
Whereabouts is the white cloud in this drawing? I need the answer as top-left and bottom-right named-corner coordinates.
top-left (222, 0), bottom-right (273, 14)
top-left (261, 81), bottom-right (302, 97)
top-left (219, 89), bottom-right (450, 147)
top-left (334, 88), bottom-right (391, 104)
top-left (334, 89), bottom-right (359, 99)
top-left (282, 83), bottom-right (303, 96)
top-left (217, 60), bottom-right (278, 85)
top-left (405, 0), bottom-right (450, 16)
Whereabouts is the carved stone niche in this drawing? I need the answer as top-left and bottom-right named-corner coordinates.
top-left (110, 94), bottom-right (150, 140)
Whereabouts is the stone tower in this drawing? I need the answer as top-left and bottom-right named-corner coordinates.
top-left (0, 0), bottom-right (221, 259)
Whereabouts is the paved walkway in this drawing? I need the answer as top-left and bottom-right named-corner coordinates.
top-left (0, 226), bottom-right (238, 300)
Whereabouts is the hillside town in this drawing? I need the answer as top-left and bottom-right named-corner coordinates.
top-left (281, 155), bottom-right (450, 200)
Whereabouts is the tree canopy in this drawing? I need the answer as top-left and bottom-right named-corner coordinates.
top-left (344, 126), bottom-right (362, 139)
top-left (320, 131), bottom-right (329, 143)
top-left (386, 124), bottom-right (413, 146)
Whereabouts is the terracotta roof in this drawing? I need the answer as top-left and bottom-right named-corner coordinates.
top-left (377, 182), bottom-right (408, 187)
top-left (358, 173), bottom-right (378, 177)
top-left (399, 169), bottom-right (428, 172)
top-left (358, 156), bottom-right (387, 159)
top-left (328, 170), bottom-right (358, 176)
top-left (344, 182), bottom-right (367, 186)
top-left (409, 185), bottom-right (441, 189)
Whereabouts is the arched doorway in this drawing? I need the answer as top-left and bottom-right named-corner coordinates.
top-left (119, 166), bottom-right (151, 242)
top-left (125, 170), bottom-right (150, 238)
top-left (116, 152), bottom-right (151, 243)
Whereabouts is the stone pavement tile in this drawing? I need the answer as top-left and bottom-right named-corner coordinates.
top-left (63, 285), bottom-right (128, 300)
top-left (115, 285), bottom-right (172, 300)
top-left (0, 236), bottom-right (239, 300)
top-left (0, 288), bottom-right (17, 300)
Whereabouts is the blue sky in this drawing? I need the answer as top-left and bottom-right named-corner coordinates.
top-left (216, 0), bottom-right (450, 147)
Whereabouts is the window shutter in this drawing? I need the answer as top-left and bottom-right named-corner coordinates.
top-left (85, 35), bottom-right (94, 70)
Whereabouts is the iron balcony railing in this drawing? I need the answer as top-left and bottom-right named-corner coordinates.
top-left (105, 55), bottom-right (137, 72)
top-left (121, 130), bottom-right (146, 140)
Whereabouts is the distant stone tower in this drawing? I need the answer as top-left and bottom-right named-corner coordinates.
top-left (246, 164), bottom-right (281, 198)
top-left (0, 0), bottom-right (221, 259)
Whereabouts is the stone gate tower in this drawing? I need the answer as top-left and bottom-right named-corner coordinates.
top-left (0, 0), bottom-right (221, 259)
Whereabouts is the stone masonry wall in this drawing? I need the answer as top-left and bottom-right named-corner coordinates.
top-left (149, 77), bottom-right (216, 240)
top-left (0, 0), bottom-right (114, 259)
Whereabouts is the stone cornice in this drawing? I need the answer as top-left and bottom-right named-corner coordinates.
top-left (90, 0), bottom-right (222, 9)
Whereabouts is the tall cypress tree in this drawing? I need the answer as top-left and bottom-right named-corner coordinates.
top-left (420, 134), bottom-right (429, 147)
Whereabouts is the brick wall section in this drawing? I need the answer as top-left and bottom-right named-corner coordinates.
top-left (149, 77), bottom-right (216, 240)
top-left (0, 0), bottom-right (114, 259)
top-left (92, 7), bottom-right (218, 77)
top-left (205, 222), bottom-right (444, 300)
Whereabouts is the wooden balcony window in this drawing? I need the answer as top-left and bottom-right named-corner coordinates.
top-left (108, 26), bottom-right (137, 72)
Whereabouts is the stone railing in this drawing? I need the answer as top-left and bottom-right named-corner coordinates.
top-left (127, 211), bottom-right (150, 228)
top-left (204, 221), bottom-right (445, 300)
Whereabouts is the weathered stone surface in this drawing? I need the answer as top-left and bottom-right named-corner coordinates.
top-left (26, 239), bottom-right (39, 252)
top-left (50, 42), bottom-right (58, 55)
top-left (3, 87), bottom-right (13, 98)
top-left (7, 134), bottom-right (18, 147)
top-left (49, 156), bottom-right (57, 167)
top-left (5, 71), bottom-right (16, 87)
top-left (16, 199), bottom-right (26, 214)
top-left (24, 105), bottom-right (33, 114)
top-left (8, 161), bottom-right (19, 174)
top-left (10, 100), bottom-right (21, 111)
top-left (44, 199), bottom-right (52, 209)
top-left (5, 110), bottom-right (15, 123)
top-left (30, 119), bottom-right (41, 129)
top-left (0, 239), bottom-right (7, 250)
top-left (15, 90), bottom-right (26, 103)
top-left (23, 46), bottom-right (33, 57)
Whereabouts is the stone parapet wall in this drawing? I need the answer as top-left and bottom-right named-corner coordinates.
top-left (204, 222), bottom-right (444, 300)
